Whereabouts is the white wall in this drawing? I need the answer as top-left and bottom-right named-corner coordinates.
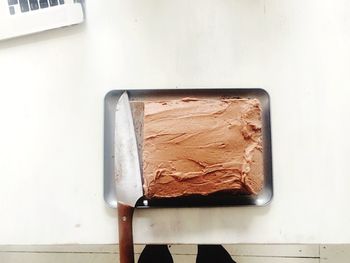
top-left (0, 0), bottom-right (350, 244)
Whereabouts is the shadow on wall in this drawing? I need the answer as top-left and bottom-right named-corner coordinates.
top-left (0, 20), bottom-right (85, 51)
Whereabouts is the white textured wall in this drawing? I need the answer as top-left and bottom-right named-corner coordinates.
top-left (0, 0), bottom-right (349, 244)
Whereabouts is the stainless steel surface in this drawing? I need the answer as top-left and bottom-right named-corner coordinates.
top-left (113, 92), bottom-right (143, 207)
top-left (104, 89), bottom-right (273, 208)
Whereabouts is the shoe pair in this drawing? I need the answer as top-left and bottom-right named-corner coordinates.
top-left (138, 245), bottom-right (236, 263)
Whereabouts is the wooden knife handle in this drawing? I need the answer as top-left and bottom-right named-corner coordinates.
top-left (118, 202), bottom-right (135, 263)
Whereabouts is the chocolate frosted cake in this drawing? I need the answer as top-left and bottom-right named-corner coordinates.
top-left (142, 98), bottom-right (263, 198)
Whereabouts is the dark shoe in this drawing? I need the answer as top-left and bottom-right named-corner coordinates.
top-left (196, 245), bottom-right (236, 263)
top-left (138, 245), bottom-right (173, 263)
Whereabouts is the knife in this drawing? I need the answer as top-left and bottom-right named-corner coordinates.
top-left (115, 91), bottom-right (143, 263)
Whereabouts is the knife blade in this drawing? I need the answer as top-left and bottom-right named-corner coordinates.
top-left (115, 91), bottom-right (143, 207)
top-left (115, 91), bottom-right (143, 263)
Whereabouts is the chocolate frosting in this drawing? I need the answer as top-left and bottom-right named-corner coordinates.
top-left (142, 98), bottom-right (263, 198)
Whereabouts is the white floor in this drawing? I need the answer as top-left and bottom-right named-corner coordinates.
top-left (0, 244), bottom-right (348, 263)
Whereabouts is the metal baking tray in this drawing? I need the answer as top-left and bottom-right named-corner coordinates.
top-left (104, 89), bottom-right (273, 208)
